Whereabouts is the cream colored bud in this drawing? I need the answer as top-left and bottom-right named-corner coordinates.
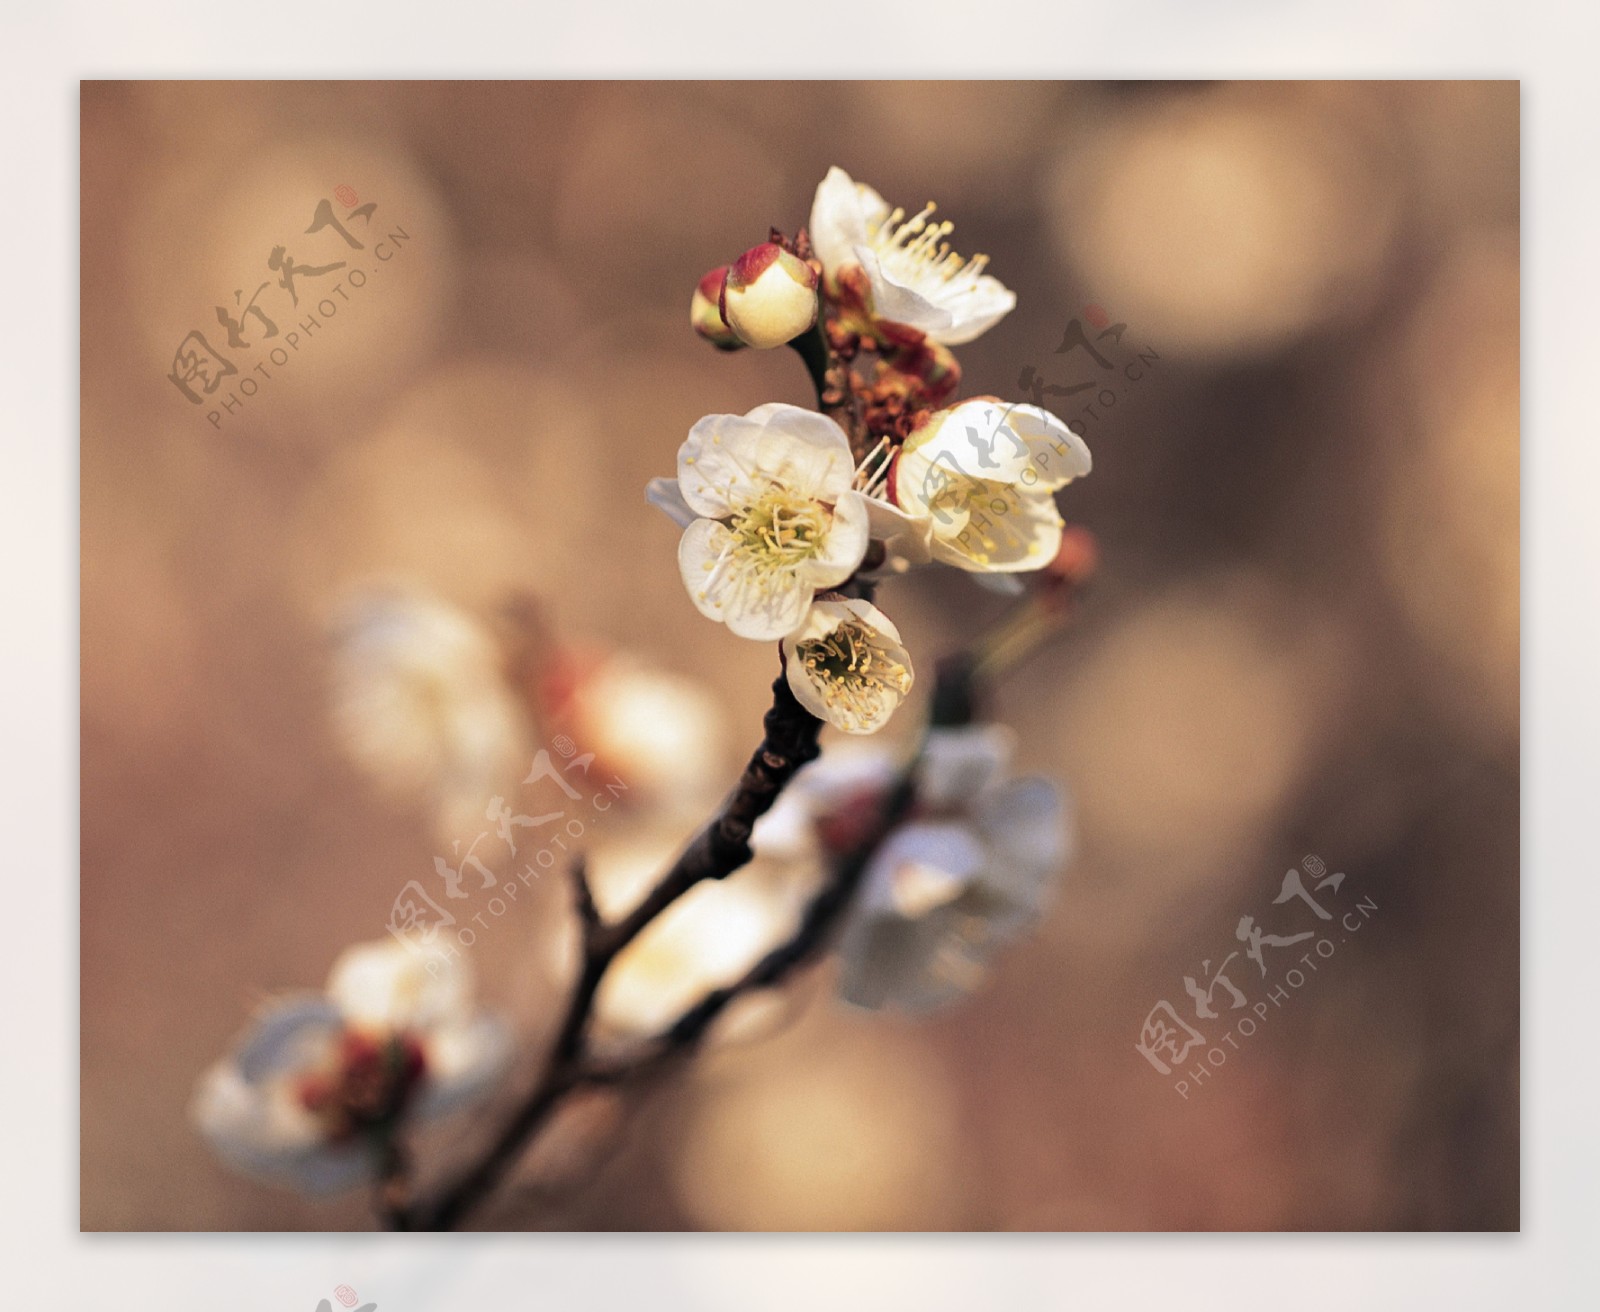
top-left (690, 265), bottom-right (743, 350)
top-left (722, 242), bottom-right (819, 350)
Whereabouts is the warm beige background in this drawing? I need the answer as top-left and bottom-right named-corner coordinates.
top-left (81, 80), bottom-right (1518, 1231)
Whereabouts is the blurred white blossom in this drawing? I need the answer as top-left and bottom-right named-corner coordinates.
top-left (843, 726), bottom-right (1068, 1010)
top-left (809, 165), bottom-right (1016, 345)
top-left (545, 650), bottom-right (727, 813)
top-left (772, 726), bottom-right (1070, 1012)
top-left (329, 586), bottom-right (529, 844)
top-left (192, 940), bottom-right (509, 1193)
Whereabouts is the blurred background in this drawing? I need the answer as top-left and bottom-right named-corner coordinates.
top-left (80, 80), bottom-right (1518, 1231)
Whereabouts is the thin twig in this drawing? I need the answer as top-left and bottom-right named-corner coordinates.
top-left (396, 673), bottom-right (823, 1230)
top-left (610, 765), bottom-right (919, 1074)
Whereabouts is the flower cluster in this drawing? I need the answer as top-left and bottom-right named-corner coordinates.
top-left (192, 941), bottom-right (509, 1193)
top-left (654, 166), bottom-right (1093, 735)
top-left (331, 585), bottom-right (729, 825)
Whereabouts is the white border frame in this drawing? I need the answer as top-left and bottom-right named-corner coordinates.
top-left (6, 3), bottom-right (1589, 1306)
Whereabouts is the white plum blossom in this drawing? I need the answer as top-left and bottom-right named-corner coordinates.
top-left (329, 586), bottom-right (529, 844)
top-left (838, 724), bottom-right (1068, 1011)
top-left (780, 596), bottom-right (914, 735)
top-left (192, 940), bottom-right (509, 1193)
top-left (658, 403), bottom-right (872, 641)
top-left (809, 165), bottom-right (1017, 346)
top-left (768, 726), bottom-right (1069, 1013)
top-left (893, 400), bottom-right (1092, 573)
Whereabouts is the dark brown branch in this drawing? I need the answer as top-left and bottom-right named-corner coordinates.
top-left (598, 674), bottom-right (823, 956)
top-left (392, 564), bottom-right (1095, 1232)
top-left (568, 854), bottom-right (602, 939)
top-left (396, 673), bottom-right (822, 1231)
top-left (371, 1134), bottom-right (412, 1231)
top-left (616, 765), bottom-right (918, 1071)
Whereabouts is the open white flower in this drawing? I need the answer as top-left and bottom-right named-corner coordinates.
top-left (809, 165), bottom-right (1016, 346)
top-left (192, 940), bottom-right (509, 1193)
top-left (893, 400), bottom-right (1092, 573)
top-left (659, 403), bottom-right (871, 640)
top-left (839, 725), bottom-right (1069, 1012)
top-left (781, 596), bottom-right (913, 735)
top-left (329, 586), bottom-right (528, 843)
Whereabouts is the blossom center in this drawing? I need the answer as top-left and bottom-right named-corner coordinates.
top-left (730, 487), bottom-right (829, 571)
top-left (916, 470), bottom-right (1038, 567)
top-left (295, 1027), bottom-right (427, 1140)
top-left (795, 619), bottom-right (912, 733)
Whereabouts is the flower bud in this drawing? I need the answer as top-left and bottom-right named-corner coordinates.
top-left (722, 242), bottom-right (819, 349)
top-left (1046, 525), bottom-right (1099, 588)
top-left (690, 266), bottom-right (743, 350)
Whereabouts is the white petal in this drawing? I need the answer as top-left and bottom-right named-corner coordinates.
top-left (928, 275), bottom-right (1017, 346)
top-left (326, 939), bottom-right (472, 1031)
top-left (890, 443), bottom-right (974, 536)
top-left (853, 179), bottom-right (893, 228)
top-left (970, 572), bottom-right (1026, 596)
top-left (280, 1144), bottom-right (380, 1194)
top-left (750, 405), bottom-right (858, 502)
top-left (836, 911), bottom-right (981, 1014)
top-left (929, 485), bottom-right (1065, 574)
top-left (722, 564), bottom-right (814, 642)
top-left (1006, 404), bottom-right (1093, 489)
top-left (785, 745), bottom-right (901, 814)
top-left (415, 1014), bottom-right (513, 1119)
top-left (978, 776), bottom-right (1071, 901)
top-left (858, 490), bottom-right (934, 570)
top-left (749, 787), bottom-right (821, 860)
top-left (842, 595), bottom-right (904, 645)
top-left (683, 404), bottom-right (857, 511)
top-left (678, 517), bottom-right (737, 625)
top-left (854, 245), bottom-right (955, 338)
top-left (798, 490), bottom-right (870, 588)
top-left (645, 476), bottom-right (698, 528)
top-left (192, 1060), bottom-right (362, 1188)
top-left (808, 165), bottom-right (872, 275)
top-left (229, 996), bottom-right (343, 1082)
top-left (918, 724), bottom-right (1015, 810)
top-left (909, 401), bottom-right (1036, 488)
top-left (677, 412), bottom-right (767, 517)
top-left (784, 638), bottom-right (834, 722)
top-left (859, 821), bottom-right (987, 919)
top-left (329, 587), bottom-right (523, 814)
top-left (835, 913), bottom-right (924, 1011)
top-left (572, 660), bottom-right (726, 809)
